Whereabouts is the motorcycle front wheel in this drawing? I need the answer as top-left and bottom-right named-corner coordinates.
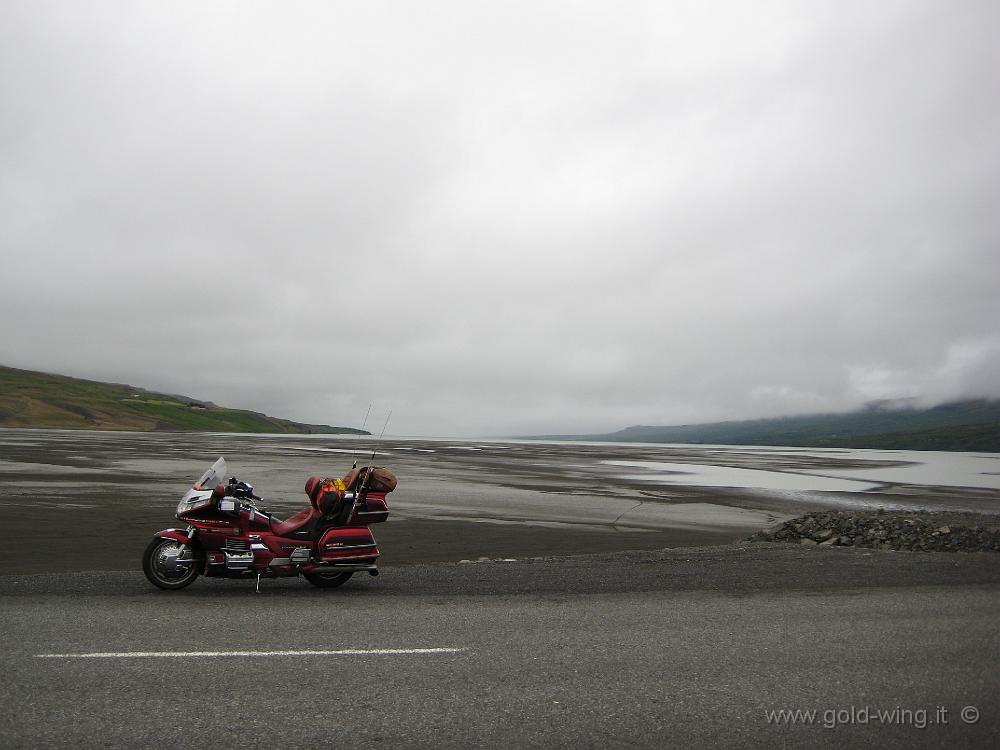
top-left (303, 571), bottom-right (353, 588)
top-left (143, 538), bottom-right (199, 590)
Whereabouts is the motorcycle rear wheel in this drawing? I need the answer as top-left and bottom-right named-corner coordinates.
top-left (143, 538), bottom-right (199, 590)
top-left (303, 571), bottom-right (353, 588)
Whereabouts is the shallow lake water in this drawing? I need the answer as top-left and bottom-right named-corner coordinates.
top-left (1, 430), bottom-right (999, 524)
top-left (603, 450), bottom-right (1000, 494)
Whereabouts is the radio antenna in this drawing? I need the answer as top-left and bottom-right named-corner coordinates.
top-left (369, 410), bottom-right (392, 463)
top-left (357, 410), bottom-right (391, 496)
top-left (351, 402), bottom-right (373, 469)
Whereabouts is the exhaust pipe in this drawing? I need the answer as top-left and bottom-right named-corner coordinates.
top-left (308, 563), bottom-right (379, 575)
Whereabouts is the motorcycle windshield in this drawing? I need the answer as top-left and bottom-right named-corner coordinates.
top-left (177, 457), bottom-right (227, 515)
top-left (193, 457), bottom-right (227, 491)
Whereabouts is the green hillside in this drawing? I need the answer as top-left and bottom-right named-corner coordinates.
top-left (542, 399), bottom-right (1000, 451)
top-left (0, 365), bottom-right (368, 435)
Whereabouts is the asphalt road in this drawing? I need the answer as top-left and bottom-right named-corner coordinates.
top-left (3, 543), bottom-right (999, 749)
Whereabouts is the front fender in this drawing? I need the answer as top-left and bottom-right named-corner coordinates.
top-left (155, 528), bottom-right (193, 545)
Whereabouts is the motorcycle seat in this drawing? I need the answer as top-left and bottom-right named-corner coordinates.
top-left (270, 476), bottom-right (328, 537)
top-left (270, 506), bottom-right (320, 537)
top-left (271, 475), bottom-right (356, 537)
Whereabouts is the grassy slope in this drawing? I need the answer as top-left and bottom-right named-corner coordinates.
top-left (548, 400), bottom-right (1000, 452)
top-left (801, 420), bottom-right (1000, 452)
top-left (0, 365), bottom-right (367, 434)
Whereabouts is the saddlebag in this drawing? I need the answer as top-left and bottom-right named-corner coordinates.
top-left (318, 527), bottom-right (379, 563)
top-left (349, 493), bottom-right (389, 525)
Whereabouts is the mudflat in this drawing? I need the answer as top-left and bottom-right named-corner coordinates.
top-left (1, 429), bottom-right (999, 574)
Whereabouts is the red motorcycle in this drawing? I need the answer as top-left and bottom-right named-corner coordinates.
top-left (142, 457), bottom-right (395, 590)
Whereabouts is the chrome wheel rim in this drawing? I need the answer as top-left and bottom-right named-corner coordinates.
top-left (150, 541), bottom-right (195, 583)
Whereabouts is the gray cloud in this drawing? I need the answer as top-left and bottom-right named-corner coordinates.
top-left (2, 1), bottom-right (998, 435)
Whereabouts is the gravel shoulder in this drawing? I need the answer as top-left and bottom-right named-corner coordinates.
top-left (5, 540), bottom-right (1000, 598)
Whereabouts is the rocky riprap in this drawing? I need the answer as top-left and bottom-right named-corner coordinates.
top-left (752, 510), bottom-right (1000, 553)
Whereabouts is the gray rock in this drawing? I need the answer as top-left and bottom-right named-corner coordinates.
top-left (750, 510), bottom-right (1000, 554)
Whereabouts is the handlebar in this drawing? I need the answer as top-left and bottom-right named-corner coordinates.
top-left (226, 477), bottom-right (261, 504)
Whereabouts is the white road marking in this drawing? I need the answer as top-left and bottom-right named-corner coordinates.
top-left (35, 647), bottom-right (466, 659)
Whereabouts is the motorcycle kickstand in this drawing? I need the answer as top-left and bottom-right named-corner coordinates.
top-left (256, 572), bottom-right (261, 594)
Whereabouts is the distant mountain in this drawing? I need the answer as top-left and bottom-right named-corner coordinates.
top-left (0, 365), bottom-right (368, 435)
top-left (538, 399), bottom-right (1000, 451)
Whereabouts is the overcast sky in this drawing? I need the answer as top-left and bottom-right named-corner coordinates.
top-left (2, 1), bottom-right (998, 436)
